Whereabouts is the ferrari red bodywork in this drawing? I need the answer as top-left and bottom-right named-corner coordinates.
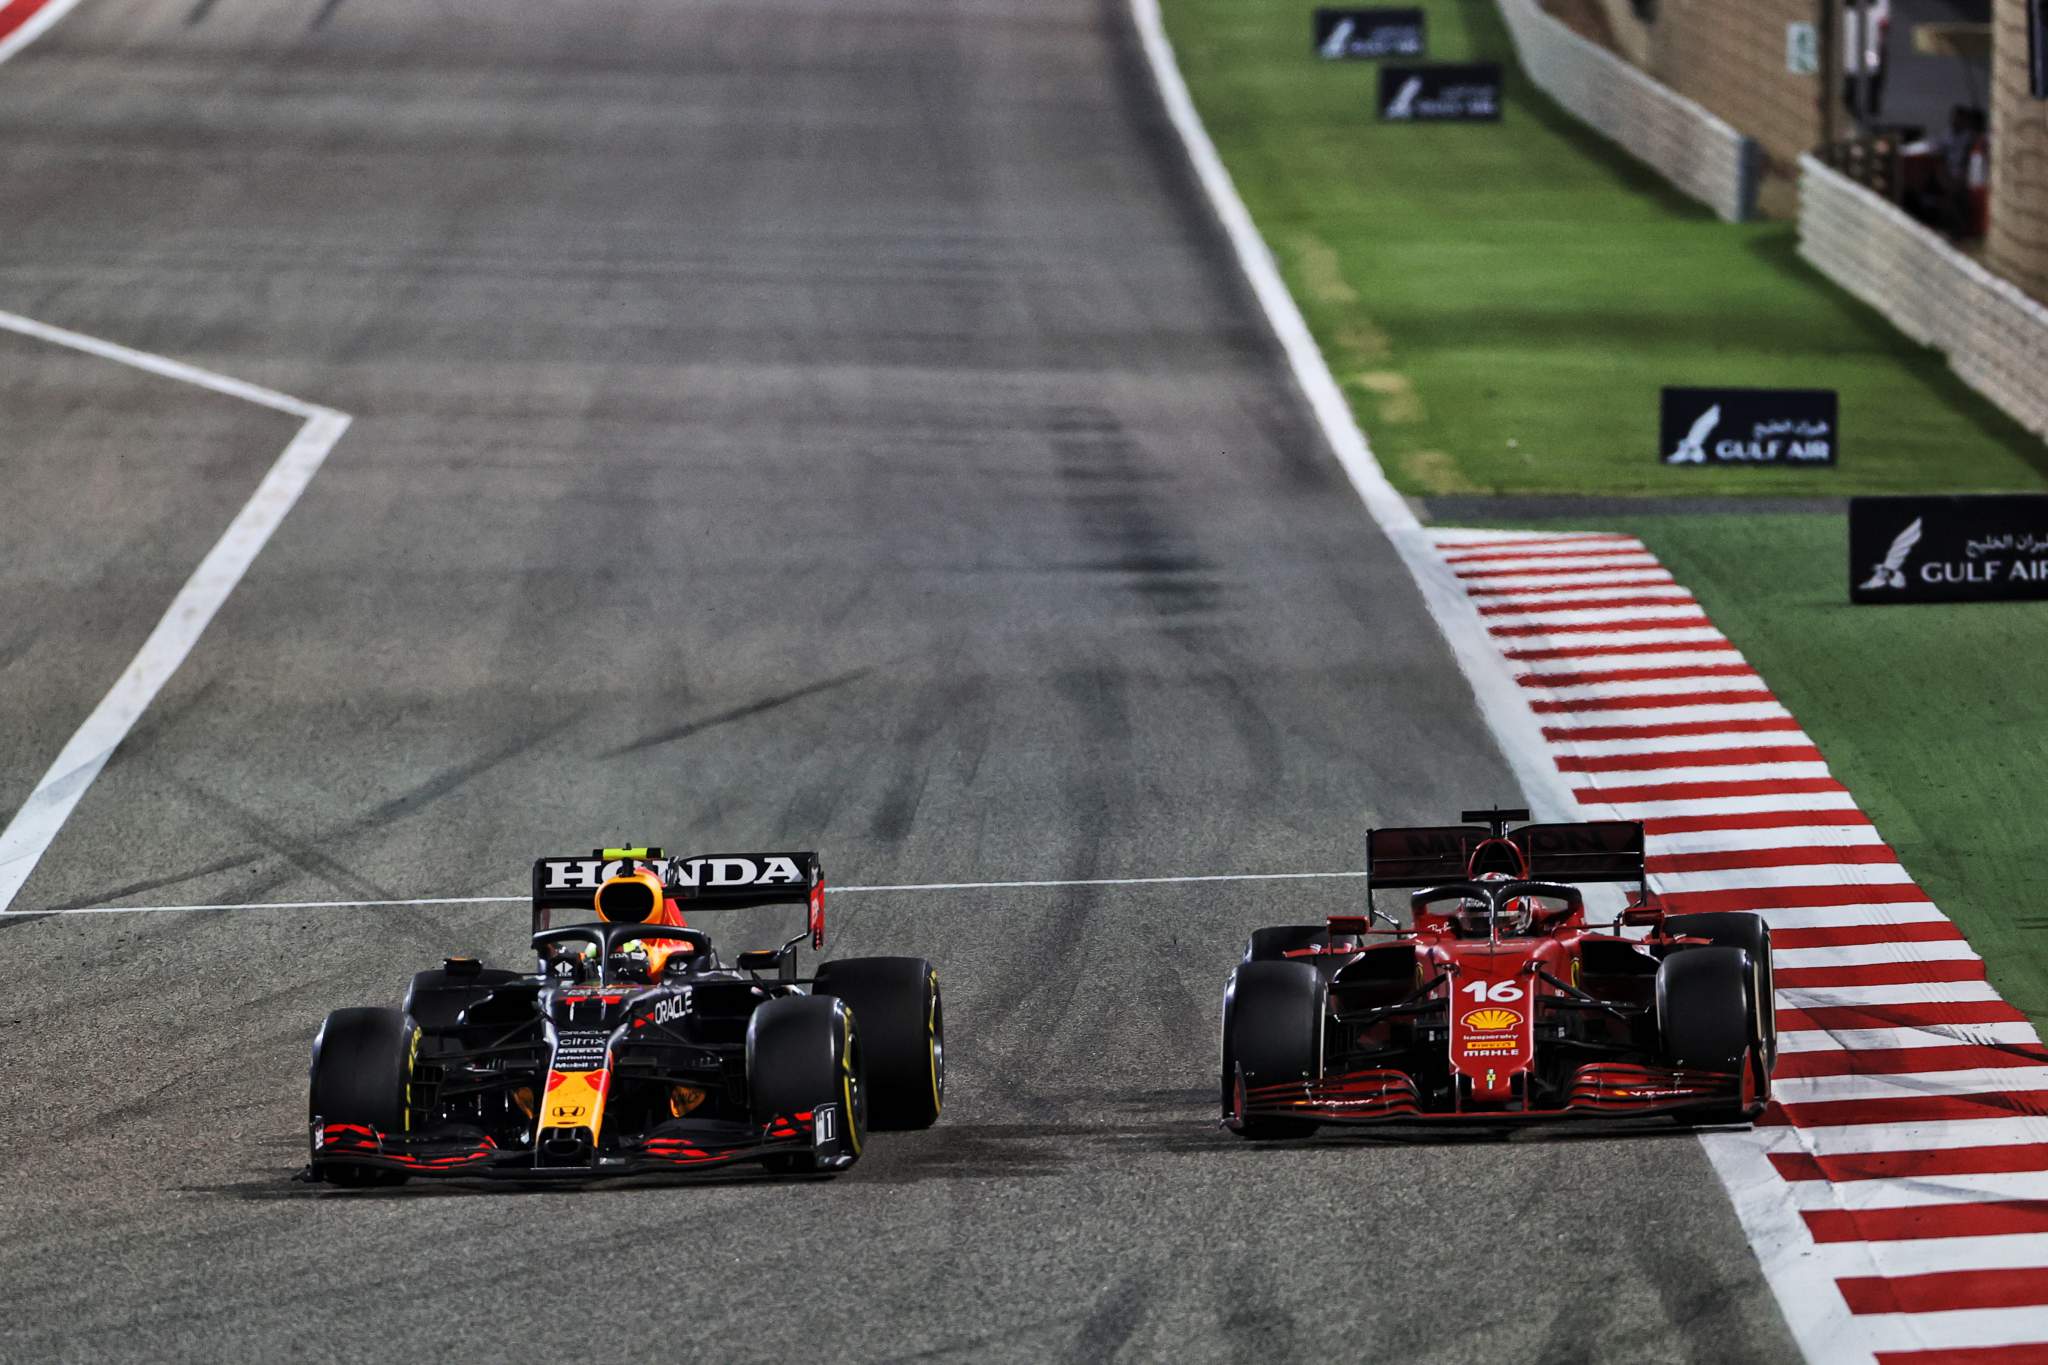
top-left (1224, 810), bottom-right (1774, 1131)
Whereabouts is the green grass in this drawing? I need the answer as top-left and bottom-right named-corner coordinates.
top-left (1163, 0), bottom-right (2048, 496)
top-left (1486, 513), bottom-right (2048, 1030)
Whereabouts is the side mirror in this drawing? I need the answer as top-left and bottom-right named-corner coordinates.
top-left (1620, 903), bottom-right (1664, 928)
top-left (735, 948), bottom-right (783, 973)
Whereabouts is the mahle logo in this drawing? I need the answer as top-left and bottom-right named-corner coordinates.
top-left (1319, 16), bottom-right (1355, 57)
top-left (1859, 517), bottom-right (1923, 591)
top-left (1664, 404), bottom-right (1720, 464)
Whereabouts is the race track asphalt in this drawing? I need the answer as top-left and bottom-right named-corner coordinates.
top-left (0, 0), bottom-right (1798, 1359)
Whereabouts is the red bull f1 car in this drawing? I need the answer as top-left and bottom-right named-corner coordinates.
top-left (308, 847), bottom-right (943, 1184)
top-left (1222, 809), bottom-right (1775, 1135)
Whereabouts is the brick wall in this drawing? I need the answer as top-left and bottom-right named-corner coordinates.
top-left (1646, 0), bottom-right (1824, 175)
top-left (1987, 0), bottom-right (2048, 300)
top-left (1802, 156), bottom-right (2048, 438)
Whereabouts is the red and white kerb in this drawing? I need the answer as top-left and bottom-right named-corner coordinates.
top-left (1433, 527), bottom-right (2048, 1365)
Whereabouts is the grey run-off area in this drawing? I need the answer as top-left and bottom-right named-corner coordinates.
top-left (0, 0), bottom-right (1794, 1359)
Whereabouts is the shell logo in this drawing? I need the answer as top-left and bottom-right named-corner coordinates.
top-left (1461, 1007), bottom-right (1523, 1032)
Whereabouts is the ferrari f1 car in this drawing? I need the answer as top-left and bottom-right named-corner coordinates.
top-left (307, 848), bottom-right (943, 1184)
top-left (1221, 809), bottom-right (1775, 1135)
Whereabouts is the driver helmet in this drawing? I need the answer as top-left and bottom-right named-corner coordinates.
top-left (610, 937), bottom-right (691, 982)
top-left (1467, 870), bottom-right (1534, 936)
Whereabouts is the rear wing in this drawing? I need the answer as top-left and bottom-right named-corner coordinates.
top-left (531, 848), bottom-right (826, 946)
top-left (1365, 812), bottom-right (1644, 893)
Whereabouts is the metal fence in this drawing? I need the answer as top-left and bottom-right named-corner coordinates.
top-left (1493, 0), bottom-right (1760, 223)
top-left (1800, 155), bottom-right (2048, 441)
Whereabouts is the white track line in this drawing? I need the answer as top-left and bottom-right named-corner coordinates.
top-left (0, 308), bottom-right (323, 418)
top-left (1127, 0), bottom-right (1577, 821)
top-left (0, 310), bottom-right (351, 912)
top-left (8, 868), bottom-right (1377, 916)
top-left (0, 0), bottom-right (86, 66)
top-left (834, 870), bottom-right (1367, 893)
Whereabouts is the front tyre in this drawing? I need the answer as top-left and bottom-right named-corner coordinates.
top-left (1221, 960), bottom-right (1326, 1140)
top-left (749, 995), bottom-right (866, 1175)
top-left (812, 956), bottom-right (943, 1130)
top-left (307, 1007), bottom-right (416, 1187)
top-left (1663, 913), bottom-right (1776, 1067)
top-left (1657, 947), bottom-right (1764, 1126)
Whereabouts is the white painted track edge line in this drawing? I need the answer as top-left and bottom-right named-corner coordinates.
top-left (1127, 0), bottom-right (1577, 821)
top-left (0, 0), bottom-right (86, 66)
top-left (0, 409), bottom-right (352, 911)
top-left (6, 868), bottom-right (1380, 915)
top-left (0, 307), bottom-right (325, 418)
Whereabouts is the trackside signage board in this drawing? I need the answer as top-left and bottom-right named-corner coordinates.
top-left (1659, 387), bottom-right (1837, 466)
top-left (1850, 495), bottom-right (2048, 604)
top-left (1313, 8), bottom-right (1425, 59)
top-left (1377, 63), bottom-right (1502, 121)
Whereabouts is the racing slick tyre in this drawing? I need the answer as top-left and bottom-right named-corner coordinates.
top-left (402, 965), bottom-right (523, 1034)
top-left (811, 957), bottom-right (943, 1131)
top-left (1657, 947), bottom-right (1765, 1124)
top-left (308, 1007), bottom-right (417, 1188)
top-left (748, 995), bottom-right (866, 1176)
top-left (1221, 961), bottom-right (1326, 1140)
top-left (1663, 913), bottom-right (1776, 1067)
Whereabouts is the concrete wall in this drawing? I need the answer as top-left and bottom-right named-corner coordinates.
top-left (1802, 154), bottom-right (2048, 439)
top-left (1987, 0), bottom-right (2048, 299)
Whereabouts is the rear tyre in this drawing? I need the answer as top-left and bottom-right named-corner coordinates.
top-left (749, 996), bottom-right (866, 1175)
top-left (1664, 913), bottom-right (1775, 1067)
top-left (308, 1007), bottom-right (416, 1187)
top-left (1221, 961), bottom-right (1326, 1140)
top-left (811, 957), bottom-right (943, 1130)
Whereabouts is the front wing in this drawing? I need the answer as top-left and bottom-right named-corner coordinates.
top-left (309, 1110), bottom-right (836, 1179)
top-left (1233, 1055), bottom-right (1766, 1127)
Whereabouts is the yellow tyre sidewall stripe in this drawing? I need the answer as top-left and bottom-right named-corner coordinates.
top-left (840, 1010), bottom-right (863, 1157)
top-left (927, 970), bottom-right (943, 1116)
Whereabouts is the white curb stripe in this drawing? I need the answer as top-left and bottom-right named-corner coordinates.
top-left (1777, 1023), bottom-right (2047, 1053)
top-left (1764, 1118), bottom-right (2048, 1158)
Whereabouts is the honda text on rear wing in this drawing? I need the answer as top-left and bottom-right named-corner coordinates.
top-left (532, 847), bottom-right (826, 947)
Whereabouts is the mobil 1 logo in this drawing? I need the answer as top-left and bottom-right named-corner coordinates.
top-left (1851, 495), bottom-right (2048, 604)
top-left (1314, 8), bottom-right (1425, 59)
top-left (1661, 387), bottom-right (1837, 466)
top-left (1378, 63), bottom-right (1502, 121)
